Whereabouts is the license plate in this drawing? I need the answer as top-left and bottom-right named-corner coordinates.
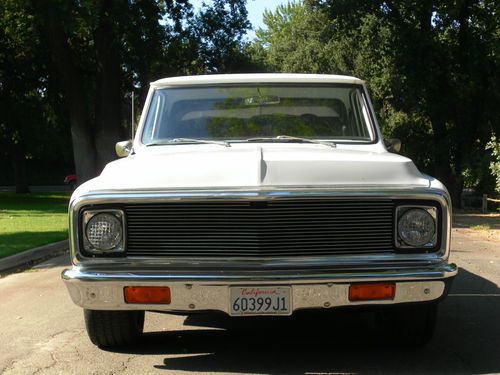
top-left (229, 286), bottom-right (291, 316)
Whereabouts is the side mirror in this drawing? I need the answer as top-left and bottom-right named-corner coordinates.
top-left (384, 138), bottom-right (401, 153)
top-left (115, 140), bottom-right (133, 158)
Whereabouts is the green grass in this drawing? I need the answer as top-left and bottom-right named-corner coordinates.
top-left (0, 192), bottom-right (70, 259)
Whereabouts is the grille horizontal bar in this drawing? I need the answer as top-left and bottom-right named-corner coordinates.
top-left (125, 199), bottom-right (395, 257)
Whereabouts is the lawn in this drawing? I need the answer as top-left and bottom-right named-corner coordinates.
top-left (0, 192), bottom-right (70, 259)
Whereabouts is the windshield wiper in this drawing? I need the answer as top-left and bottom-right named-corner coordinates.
top-left (245, 135), bottom-right (336, 148)
top-left (146, 138), bottom-right (231, 147)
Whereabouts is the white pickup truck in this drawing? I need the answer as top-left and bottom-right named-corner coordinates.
top-left (62, 74), bottom-right (457, 347)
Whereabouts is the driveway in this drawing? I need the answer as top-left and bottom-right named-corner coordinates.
top-left (1, 227), bottom-right (499, 374)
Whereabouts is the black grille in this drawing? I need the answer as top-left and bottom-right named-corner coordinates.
top-left (125, 199), bottom-right (395, 257)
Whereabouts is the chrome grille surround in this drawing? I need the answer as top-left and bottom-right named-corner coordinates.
top-left (69, 188), bottom-right (451, 269)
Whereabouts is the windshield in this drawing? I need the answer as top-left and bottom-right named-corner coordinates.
top-left (141, 84), bottom-right (375, 144)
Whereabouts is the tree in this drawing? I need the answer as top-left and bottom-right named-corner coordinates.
top-left (32, 0), bottom-right (197, 182)
top-left (32, 0), bottom-right (254, 185)
top-left (33, 0), bottom-right (162, 182)
top-left (252, 0), bottom-right (500, 206)
top-left (253, 2), bottom-right (334, 73)
top-left (189, 0), bottom-right (252, 73)
top-left (0, 0), bottom-right (48, 192)
top-left (2, 0), bottom-right (255, 189)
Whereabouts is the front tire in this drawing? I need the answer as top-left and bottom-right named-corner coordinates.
top-left (376, 303), bottom-right (438, 346)
top-left (84, 309), bottom-right (144, 347)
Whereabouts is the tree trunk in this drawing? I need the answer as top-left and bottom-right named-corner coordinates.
top-left (94, 0), bottom-right (124, 172)
top-left (414, 3), bottom-right (463, 207)
top-left (451, 0), bottom-right (472, 209)
top-left (431, 117), bottom-right (461, 207)
top-left (37, 3), bottom-right (97, 184)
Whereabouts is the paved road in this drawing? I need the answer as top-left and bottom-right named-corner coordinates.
top-left (1, 228), bottom-right (499, 375)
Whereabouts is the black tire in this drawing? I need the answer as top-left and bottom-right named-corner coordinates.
top-left (375, 303), bottom-right (438, 346)
top-left (84, 309), bottom-right (145, 347)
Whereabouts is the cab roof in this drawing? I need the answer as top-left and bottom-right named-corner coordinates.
top-left (151, 73), bottom-right (364, 88)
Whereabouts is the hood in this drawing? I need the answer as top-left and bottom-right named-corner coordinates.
top-left (79, 144), bottom-right (430, 193)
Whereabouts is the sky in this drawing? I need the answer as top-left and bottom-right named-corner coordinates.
top-left (190, 0), bottom-right (292, 40)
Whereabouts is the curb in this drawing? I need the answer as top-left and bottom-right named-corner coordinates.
top-left (0, 240), bottom-right (69, 273)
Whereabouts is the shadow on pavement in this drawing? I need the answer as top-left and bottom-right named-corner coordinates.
top-left (32, 254), bottom-right (70, 269)
top-left (0, 249), bottom-right (69, 277)
top-left (107, 267), bottom-right (500, 374)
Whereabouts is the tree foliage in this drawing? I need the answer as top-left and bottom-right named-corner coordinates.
top-left (0, 0), bottom-right (73, 192)
top-left (2, 0), bottom-right (499, 205)
top-left (0, 0), bottom-right (253, 188)
top-left (253, 0), bottom-right (500, 204)
top-left (486, 134), bottom-right (500, 193)
top-left (190, 0), bottom-right (252, 73)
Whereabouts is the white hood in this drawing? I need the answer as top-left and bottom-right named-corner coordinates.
top-left (77, 144), bottom-right (430, 193)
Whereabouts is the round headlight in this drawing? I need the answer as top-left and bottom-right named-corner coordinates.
top-left (398, 209), bottom-right (436, 247)
top-left (86, 213), bottom-right (122, 251)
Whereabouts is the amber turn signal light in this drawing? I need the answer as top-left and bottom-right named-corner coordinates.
top-left (124, 286), bottom-right (171, 304)
top-left (348, 283), bottom-right (396, 302)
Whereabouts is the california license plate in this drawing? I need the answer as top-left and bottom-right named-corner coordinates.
top-left (229, 286), bottom-right (291, 316)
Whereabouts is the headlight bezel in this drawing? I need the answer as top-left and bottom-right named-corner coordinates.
top-left (395, 204), bottom-right (439, 250)
top-left (81, 209), bottom-right (126, 256)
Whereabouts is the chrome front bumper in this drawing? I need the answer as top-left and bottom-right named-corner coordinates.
top-left (62, 263), bottom-right (457, 313)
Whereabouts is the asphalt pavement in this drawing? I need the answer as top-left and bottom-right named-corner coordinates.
top-left (0, 228), bottom-right (499, 375)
